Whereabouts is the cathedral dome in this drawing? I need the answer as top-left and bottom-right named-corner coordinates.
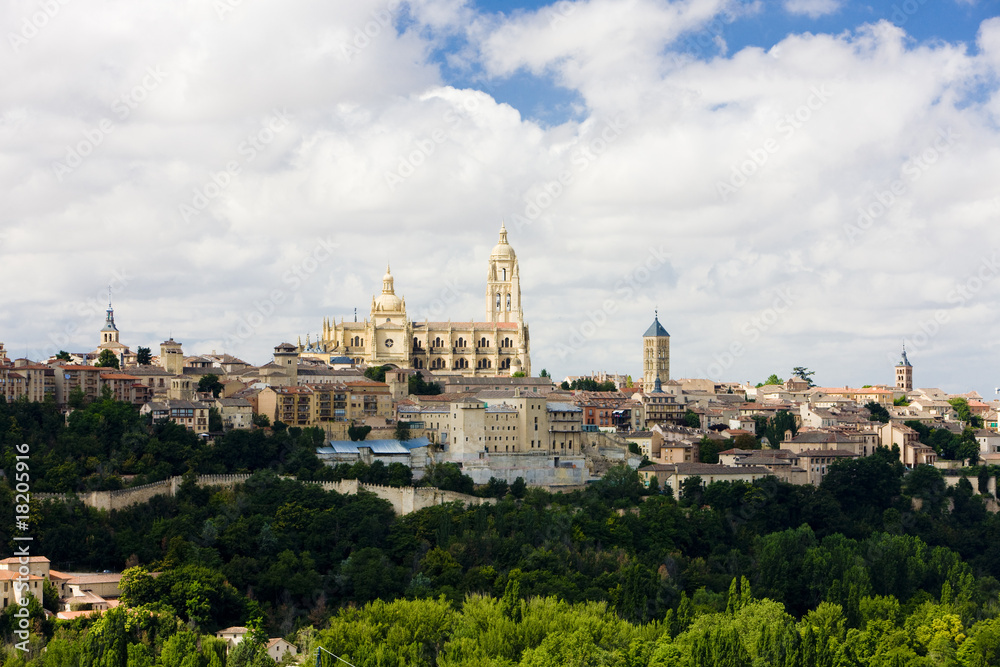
top-left (374, 292), bottom-right (403, 311)
top-left (491, 222), bottom-right (516, 260)
top-left (374, 264), bottom-right (403, 312)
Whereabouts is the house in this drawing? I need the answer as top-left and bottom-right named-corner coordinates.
top-left (878, 422), bottom-right (937, 466)
top-left (216, 626), bottom-right (250, 647)
top-left (216, 397), bottom-right (253, 430)
top-left (976, 429), bottom-right (1000, 462)
top-left (638, 462), bottom-right (773, 496)
top-left (266, 638), bottom-right (299, 662)
top-left (139, 400), bottom-right (211, 434)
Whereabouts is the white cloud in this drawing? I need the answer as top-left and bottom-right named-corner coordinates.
top-left (3, 0), bottom-right (1000, 395)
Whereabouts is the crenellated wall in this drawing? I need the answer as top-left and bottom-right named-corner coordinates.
top-left (34, 474), bottom-right (489, 516)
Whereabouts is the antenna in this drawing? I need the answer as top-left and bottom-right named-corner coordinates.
top-left (316, 647), bottom-right (358, 667)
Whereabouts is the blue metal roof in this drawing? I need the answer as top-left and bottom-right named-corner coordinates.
top-left (320, 437), bottom-right (431, 455)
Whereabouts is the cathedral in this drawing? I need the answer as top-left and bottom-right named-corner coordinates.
top-left (302, 224), bottom-right (531, 377)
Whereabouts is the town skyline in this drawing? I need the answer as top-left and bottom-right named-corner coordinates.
top-left (4, 0), bottom-right (1000, 399)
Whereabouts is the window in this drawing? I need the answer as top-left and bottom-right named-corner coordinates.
top-left (506, 294), bottom-right (511, 311)
top-left (496, 293), bottom-right (501, 310)
top-left (502, 268), bottom-right (506, 281)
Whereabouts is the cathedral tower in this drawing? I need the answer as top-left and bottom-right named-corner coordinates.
top-left (642, 311), bottom-right (670, 393)
top-left (486, 223), bottom-right (522, 324)
top-left (895, 344), bottom-right (912, 392)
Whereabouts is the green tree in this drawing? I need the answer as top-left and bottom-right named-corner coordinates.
top-left (118, 566), bottom-right (156, 608)
top-left (409, 373), bottom-right (442, 395)
top-left (80, 605), bottom-right (128, 667)
top-left (758, 374), bottom-right (783, 387)
top-left (55, 350), bottom-right (72, 361)
top-left (252, 413), bottom-right (270, 427)
top-left (198, 374), bottom-right (224, 398)
top-left (95, 349), bottom-right (120, 369)
top-left (866, 401), bottom-right (890, 423)
top-left (209, 407), bottom-right (223, 432)
top-left (348, 424), bottom-right (372, 441)
top-left (394, 421), bottom-right (411, 441)
top-left (698, 436), bottom-right (723, 464)
top-left (512, 371), bottom-right (526, 377)
top-left (421, 462), bottom-right (475, 494)
top-left (683, 410), bottom-right (701, 428)
top-left (791, 367), bottom-right (816, 386)
top-left (135, 346), bottom-right (152, 365)
top-left (68, 386), bottom-right (88, 410)
top-left (364, 365), bottom-right (391, 382)
top-left (539, 369), bottom-right (549, 378)
top-left (560, 381), bottom-right (570, 390)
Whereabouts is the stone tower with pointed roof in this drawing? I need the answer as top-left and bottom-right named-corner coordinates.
top-left (486, 222), bottom-right (522, 325)
top-left (94, 296), bottom-right (132, 364)
top-left (312, 224), bottom-right (530, 377)
top-left (895, 344), bottom-right (912, 392)
top-left (642, 311), bottom-right (670, 393)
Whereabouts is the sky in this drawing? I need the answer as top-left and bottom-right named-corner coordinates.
top-left (3, 0), bottom-right (1000, 396)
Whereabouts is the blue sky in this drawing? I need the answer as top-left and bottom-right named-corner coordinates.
top-left (433, 0), bottom-right (998, 126)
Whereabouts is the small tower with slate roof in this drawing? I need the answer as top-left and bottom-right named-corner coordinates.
top-left (895, 344), bottom-right (913, 392)
top-left (642, 310), bottom-right (670, 393)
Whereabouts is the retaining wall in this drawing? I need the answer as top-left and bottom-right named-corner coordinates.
top-left (34, 474), bottom-right (488, 516)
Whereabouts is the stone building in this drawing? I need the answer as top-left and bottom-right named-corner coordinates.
top-left (306, 224), bottom-right (530, 377)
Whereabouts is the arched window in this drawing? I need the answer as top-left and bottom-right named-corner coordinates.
top-left (413, 358), bottom-right (423, 369)
top-left (496, 293), bottom-right (501, 310)
top-left (457, 337), bottom-right (465, 348)
top-left (434, 337), bottom-right (442, 348)
top-left (502, 268), bottom-right (506, 281)
top-left (506, 294), bottom-right (511, 311)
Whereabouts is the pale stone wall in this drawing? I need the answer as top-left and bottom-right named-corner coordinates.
top-left (36, 474), bottom-right (486, 516)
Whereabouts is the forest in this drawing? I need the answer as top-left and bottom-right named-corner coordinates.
top-left (4, 396), bottom-right (1000, 665)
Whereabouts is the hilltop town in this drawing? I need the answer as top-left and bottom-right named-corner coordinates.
top-left (2, 226), bottom-right (995, 498)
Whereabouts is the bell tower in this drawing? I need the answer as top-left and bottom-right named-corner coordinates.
top-left (101, 293), bottom-right (120, 346)
top-left (895, 344), bottom-right (913, 392)
top-left (486, 222), bottom-right (521, 324)
top-left (642, 311), bottom-right (670, 393)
